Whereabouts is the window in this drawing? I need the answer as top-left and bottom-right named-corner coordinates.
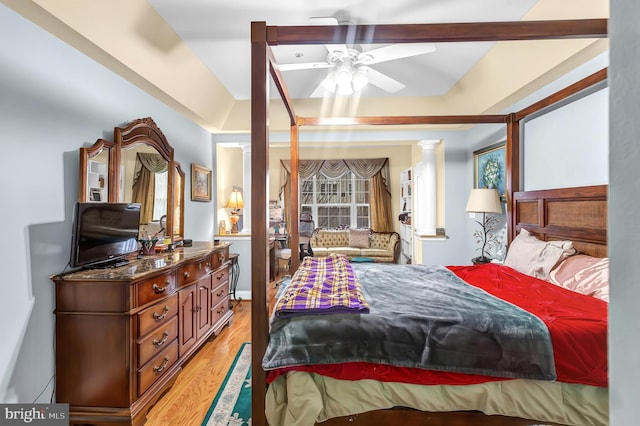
top-left (301, 171), bottom-right (370, 228)
top-left (153, 171), bottom-right (168, 221)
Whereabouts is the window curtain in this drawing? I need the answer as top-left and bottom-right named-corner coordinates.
top-left (132, 153), bottom-right (168, 224)
top-left (279, 158), bottom-right (392, 232)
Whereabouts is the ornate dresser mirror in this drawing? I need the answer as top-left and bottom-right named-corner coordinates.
top-left (77, 117), bottom-right (185, 241)
top-left (78, 138), bottom-right (115, 203)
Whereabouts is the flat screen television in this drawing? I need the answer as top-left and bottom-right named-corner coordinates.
top-left (70, 202), bottom-right (141, 269)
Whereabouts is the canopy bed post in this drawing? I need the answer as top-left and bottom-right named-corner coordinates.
top-left (250, 21), bottom-right (270, 426)
top-left (289, 122), bottom-right (300, 272)
top-left (506, 113), bottom-right (521, 243)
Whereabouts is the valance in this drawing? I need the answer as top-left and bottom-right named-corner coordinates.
top-left (133, 153), bottom-right (168, 186)
top-left (280, 158), bottom-right (390, 193)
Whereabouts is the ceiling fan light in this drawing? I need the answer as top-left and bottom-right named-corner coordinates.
top-left (336, 82), bottom-right (353, 96)
top-left (321, 72), bottom-right (337, 92)
top-left (352, 69), bottom-right (369, 91)
top-left (334, 67), bottom-right (352, 86)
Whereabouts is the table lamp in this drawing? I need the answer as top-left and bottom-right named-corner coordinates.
top-left (225, 190), bottom-right (244, 234)
top-left (465, 188), bottom-right (502, 264)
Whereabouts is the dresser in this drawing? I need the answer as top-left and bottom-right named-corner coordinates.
top-left (51, 242), bottom-right (233, 426)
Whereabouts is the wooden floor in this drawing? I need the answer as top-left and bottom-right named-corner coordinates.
top-left (144, 281), bottom-right (279, 426)
top-left (145, 299), bottom-right (250, 426)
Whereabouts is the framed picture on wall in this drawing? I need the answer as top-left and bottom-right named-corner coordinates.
top-left (473, 141), bottom-right (506, 199)
top-left (191, 163), bottom-right (212, 202)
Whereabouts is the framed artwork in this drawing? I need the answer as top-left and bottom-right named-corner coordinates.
top-left (473, 141), bottom-right (506, 199)
top-left (191, 163), bottom-right (212, 202)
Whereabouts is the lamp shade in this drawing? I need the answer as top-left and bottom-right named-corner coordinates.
top-left (225, 190), bottom-right (244, 210)
top-left (465, 188), bottom-right (502, 213)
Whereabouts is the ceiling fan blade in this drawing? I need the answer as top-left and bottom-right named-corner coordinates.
top-left (278, 62), bottom-right (333, 71)
top-left (309, 16), bottom-right (339, 26)
top-left (358, 43), bottom-right (436, 65)
top-left (365, 68), bottom-right (405, 93)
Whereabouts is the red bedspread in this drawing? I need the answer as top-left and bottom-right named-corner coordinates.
top-left (267, 264), bottom-right (608, 388)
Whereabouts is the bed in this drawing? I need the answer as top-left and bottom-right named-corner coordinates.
top-left (263, 232), bottom-right (608, 425)
top-left (249, 18), bottom-right (609, 426)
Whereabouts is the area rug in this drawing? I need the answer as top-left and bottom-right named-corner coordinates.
top-left (202, 342), bottom-right (252, 425)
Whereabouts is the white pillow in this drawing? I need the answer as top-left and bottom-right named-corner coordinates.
top-left (504, 228), bottom-right (576, 280)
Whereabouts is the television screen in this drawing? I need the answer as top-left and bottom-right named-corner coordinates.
top-left (70, 202), bottom-right (141, 269)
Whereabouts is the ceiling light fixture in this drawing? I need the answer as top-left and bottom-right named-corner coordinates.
top-left (321, 60), bottom-right (369, 96)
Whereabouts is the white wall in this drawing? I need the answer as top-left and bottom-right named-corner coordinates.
top-left (524, 88), bottom-right (609, 191)
top-left (0, 4), bottom-right (214, 403)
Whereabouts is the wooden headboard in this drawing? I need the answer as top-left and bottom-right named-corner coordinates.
top-left (511, 184), bottom-right (608, 257)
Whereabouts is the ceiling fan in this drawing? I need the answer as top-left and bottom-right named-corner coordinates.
top-left (277, 17), bottom-right (437, 97)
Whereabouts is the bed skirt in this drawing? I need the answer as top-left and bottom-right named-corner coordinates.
top-left (265, 372), bottom-right (608, 426)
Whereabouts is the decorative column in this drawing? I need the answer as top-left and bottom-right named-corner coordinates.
top-left (414, 140), bottom-right (440, 236)
top-left (241, 143), bottom-right (251, 233)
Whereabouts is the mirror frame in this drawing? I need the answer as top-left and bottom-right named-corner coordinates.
top-left (173, 162), bottom-right (185, 242)
top-left (78, 138), bottom-right (116, 203)
top-left (114, 117), bottom-right (181, 241)
top-left (77, 118), bottom-right (185, 241)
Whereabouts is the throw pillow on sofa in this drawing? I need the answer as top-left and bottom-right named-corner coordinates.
top-left (349, 229), bottom-right (370, 248)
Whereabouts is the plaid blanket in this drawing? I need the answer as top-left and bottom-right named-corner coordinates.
top-left (274, 254), bottom-right (370, 318)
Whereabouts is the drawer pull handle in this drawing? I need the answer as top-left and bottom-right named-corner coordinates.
top-left (218, 255), bottom-right (225, 263)
top-left (153, 306), bottom-right (170, 321)
top-left (153, 356), bottom-right (170, 373)
top-left (153, 331), bottom-right (170, 347)
top-left (193, 305), bottom-right (201, 313)
top-left (216, 290), bottom-right (224, 297)
top-left (184, 271), bottom-right (190, 279)
top-left (216, 273), bottom-right (225, 280)
top-left (217, 306), bottom-right (225, 314)
top-left (152, 283), bottom-right (168, 293)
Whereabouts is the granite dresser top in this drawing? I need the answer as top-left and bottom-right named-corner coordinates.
top-left (52, 241), bottom-right (231, 282)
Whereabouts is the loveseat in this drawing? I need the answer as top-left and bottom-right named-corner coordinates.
top-left (308, 228), bottom-right (400, 263)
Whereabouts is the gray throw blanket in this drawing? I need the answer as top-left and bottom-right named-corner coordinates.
top-left (263, 263), bottom-right (556, 381)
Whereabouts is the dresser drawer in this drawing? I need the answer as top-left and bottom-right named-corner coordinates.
top-left (138, 294), bottom-right (178, 337)
top-left (211, 279), bottom-right (229, 306)
top-left (137, 316), bottom-right (178, 368)
top-left (211, 265), bottom-right (229, 289)
top-left (137, 339), bottom-right (178, 397)
top-left (136, 271), bottom-right (176, 307)
top-left (177, 256), bottom-right (212, 287)
top-left (211, 297), bottom-right (230, 327)
top-left (210, 246), bottom-right (229, 270)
